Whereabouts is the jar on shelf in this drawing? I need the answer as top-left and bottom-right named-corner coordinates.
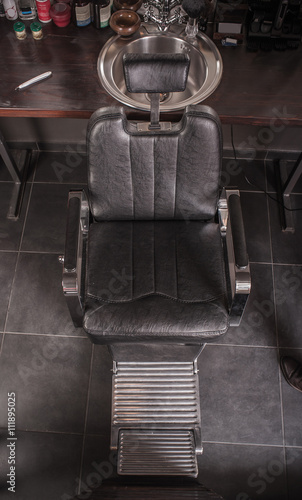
top-left (14, 21), bottom-right (27, 39)
top-left (50, 1), bottom-right (71, 27)
top-left (30, 20), bottom-right (43, 38)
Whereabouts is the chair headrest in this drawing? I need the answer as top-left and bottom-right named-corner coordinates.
top-left (123, 53), bottom-right (190, 94)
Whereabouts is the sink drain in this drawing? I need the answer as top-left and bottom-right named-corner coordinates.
top-left (146, 92), bottom-right (172, 104)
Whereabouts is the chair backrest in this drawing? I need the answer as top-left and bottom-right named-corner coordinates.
top-left (87, 54), bottom-right (223, 222)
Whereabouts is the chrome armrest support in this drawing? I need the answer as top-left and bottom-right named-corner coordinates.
top-left (218, 188), bottom-right (251, 326)
top-left (61, 190), bottom-right (89, 327)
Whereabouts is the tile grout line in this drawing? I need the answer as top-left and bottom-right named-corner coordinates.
top-left (210, 343), bottom-right (302, 350)
top-left (265, 150), bottom-right (289, 500)
top-left (205, 343), bottom-right (279, 350)
top-left (0, 331), bottom-right (4, 357)
top-left (4, 330), bottom-right (88, 339)
top-left (0, 426), bottom-right (84, 436)
top-left (3, 152), bottom-right (38, 336)
top-left (78, 343), bottom-right (95, 496)
top-left (203, 440), bottom-right (287, 448)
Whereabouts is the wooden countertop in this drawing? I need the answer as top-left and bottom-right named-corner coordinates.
top-left (1, 18), bottom-right (302, 125)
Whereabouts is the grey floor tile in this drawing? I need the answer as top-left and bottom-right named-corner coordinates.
top-left (85, 345), bottom-right (113, 436)
top-left (0, 182), bottom-right (30, 251)
top-left (240, 192), bottom-right (271, 263)
top-left (221, 158), bottom-right (266, 192)
top-left (274, 265), bottom-right (302, 348)
top-left (269, 195), bottom-right (302, 265)
top-left (0, 429), bottom-right (82, 500)
top-left (198, 442), bottom-right (287, 500)
top-left (198, 345), bottom-right (283, 445)
top-left (279, 348), bottom-right (302, 447)
top-left (220, 263), bottom-right (277, 347)
top-left (21, 183), bottom-right (86, 253)
top-left (34, 151), bottom-right (87, 184)
top-left (0, 334), bottom-right (92, 433)
top-left (80, 434), bottom-right (118, 497)
top-left (286, 446), bottom-right (302, 500)
top-left (0, 252), bottom-right (17, 331)
top-left (6, 252), bottom-right (83, 336)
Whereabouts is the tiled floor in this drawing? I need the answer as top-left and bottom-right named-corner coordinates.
top-left (0, 151), bottom-right (302, 500)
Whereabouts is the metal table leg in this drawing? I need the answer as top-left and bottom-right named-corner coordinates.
top-left (275, 152), bottom-right (302, 232)
top-left (0, 130), bottom-right (31, 220)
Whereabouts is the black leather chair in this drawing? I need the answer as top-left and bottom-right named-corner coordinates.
top-left (61, 53), bottom-right (251, 478)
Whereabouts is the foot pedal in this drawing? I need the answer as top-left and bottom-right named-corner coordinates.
top-left (118, 430), bottom-right (198, 476)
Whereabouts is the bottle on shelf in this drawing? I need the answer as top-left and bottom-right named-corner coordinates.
top-left (73, 0), bottom-right (91, 27)
top-left (99, 0), bottom-right (110, 27)
top-left (3, 0), bottom-right (18, 20)
top-left (92, 0), bottom-right (110, 28)
top-left (0, 0), bottom-right (6, 17)
top-left (92, 0), bottom-right (100, 29)
top-left (35, 0), bottom-right (52, 23)
top-left (17, 0), bottom-right (37, 20)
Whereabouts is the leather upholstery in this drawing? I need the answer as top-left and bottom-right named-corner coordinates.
top-left (87, 105), bottom-right (222, 222)
top-left (84, 220), bottom-right (228, 343)
top-left (123, 53), bottom-right (190, 93)
top-left (87, 221), bottom-right (226, 303)
top-left (84, 104), bottom-right (228, 344)
top-left (84, 296), bottom-right (228, 344)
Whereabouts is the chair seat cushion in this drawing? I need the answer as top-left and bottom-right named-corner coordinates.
top-left (84, 220), bottom-right (229, 343)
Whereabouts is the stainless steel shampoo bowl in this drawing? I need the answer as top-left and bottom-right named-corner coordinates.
top-left (97, 24), bottom-right (223, 111)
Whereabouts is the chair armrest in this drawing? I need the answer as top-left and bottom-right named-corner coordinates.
top-left (228, 193), bottom-right (249, 269)
top-left (218, 189), bottom-right (251, 326)
top-left (61, 190), bottom-right (89, 327)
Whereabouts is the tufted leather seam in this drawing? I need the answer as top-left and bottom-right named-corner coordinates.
top-left (153, 221), bottom-right (156, 295)
top-left (129, 135), bottom-right (135, 219)
top-left (174, 134), bottom-right (178, 220)
top-left (153, 137), bottom-right (155, 219)
top-left (131, 221), bottom-right (134, 300)
top-left (175, 137), bottom-right (179, 296)
top-left (175, 221), bottom-right (179, 299)
top-left (86, 291), bottom-right (227, 305)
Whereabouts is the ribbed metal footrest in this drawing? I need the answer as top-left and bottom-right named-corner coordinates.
top-left (111, 361), bottom-right (202, 476)
top-left (113, 362), bottom-right (200, 426)
top-left (118, 430), bottom-right (198, 476)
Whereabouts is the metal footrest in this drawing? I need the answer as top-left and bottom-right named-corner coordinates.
top-left (113, 361), bottom-right (200, 426)
top-left (111, 361), bottom-right (202, 476)
top-left (118, 430), bottom-right (198, 476)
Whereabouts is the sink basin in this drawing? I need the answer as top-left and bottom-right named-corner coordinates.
top-left (97, 24), bottom-right (223, 112)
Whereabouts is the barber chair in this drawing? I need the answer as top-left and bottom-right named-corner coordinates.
top-left (61, 53), bottom-right (251, 478)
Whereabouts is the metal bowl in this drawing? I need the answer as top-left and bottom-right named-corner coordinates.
top-left (98, 24), bottom-right (223, 111)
